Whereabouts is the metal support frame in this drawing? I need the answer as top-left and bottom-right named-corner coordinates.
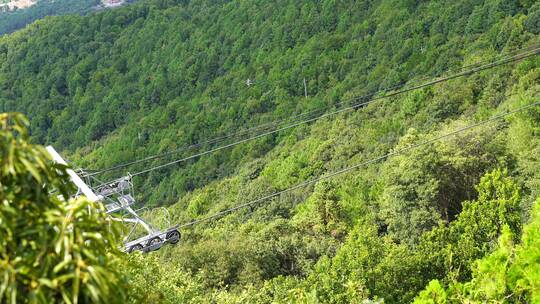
top-left (46, 146), bottom-right (181, 253)
top-left (46, 147), bottom-right (101, 202)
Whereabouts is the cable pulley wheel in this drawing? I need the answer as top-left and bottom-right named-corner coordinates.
top-left (128, 244), bottom-right (143, 253)
top-left (166, 230), bottom-right (181, 244)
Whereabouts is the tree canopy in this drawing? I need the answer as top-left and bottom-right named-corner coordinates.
top-left (0, 113), bottom-right (125, 303)
top-left (0, 0), bottom-right (539, 302)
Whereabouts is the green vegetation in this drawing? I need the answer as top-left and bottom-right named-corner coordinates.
top-left (0, 0), bottom-right (101, 35)
top-left (0, 0), bottom-right (539, 302)
top-left (0, 113), bottom-right (124, 303)
top-left (414, 198), bottom-right (540, 303)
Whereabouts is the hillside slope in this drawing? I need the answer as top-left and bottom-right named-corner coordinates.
top-left (0, 0), bottom-right (36, 12)
top-left (0, 0), bottom-right (135, 35)
top-left (1, 0), bottom-right (539, 302)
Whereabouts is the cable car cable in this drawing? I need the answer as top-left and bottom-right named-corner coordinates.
top-left (128, 48), bottom-right (540, 178)
top-left (178, 101), bottom-right (540, 228)
top-left (85, 45), bottom-right (540, 177)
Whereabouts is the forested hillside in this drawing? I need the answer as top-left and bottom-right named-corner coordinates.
top-left (1, 0), bottom-right (539, 302)
top-left (0, 0), bottom-right (138, 35)
top-left (0, 0), bottom-right (100, 35)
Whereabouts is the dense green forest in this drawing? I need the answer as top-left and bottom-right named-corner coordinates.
top-left (0, 0), bottom-right (100, 35)
top-left (0, 0), bottom-right (539, 302)
top-left (0, 0), bottom-right (120, 35)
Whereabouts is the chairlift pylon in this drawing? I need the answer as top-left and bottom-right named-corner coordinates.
top-left (46, 146), bottom-right (181, 253)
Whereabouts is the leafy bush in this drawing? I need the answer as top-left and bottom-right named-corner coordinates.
top-left (414, 197), bottom-right (540, 303)
top-left (0, 113), bottom-right (125, 303)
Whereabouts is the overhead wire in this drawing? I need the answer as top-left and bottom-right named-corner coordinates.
top-left (127, 47), bottom-right (540, 178)
top-left (85, 44), bottom-right (540, 177)
top-left (178, 101), bottom-right (540, 228)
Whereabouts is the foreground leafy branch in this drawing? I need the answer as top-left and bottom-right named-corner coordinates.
top-left (0, 113), bottom-right (125, 303)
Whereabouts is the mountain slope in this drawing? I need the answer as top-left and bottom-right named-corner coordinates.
top-left (1, 0), bottom-right (539, 302)
top-left (0, 0), bottom-right (139, 35)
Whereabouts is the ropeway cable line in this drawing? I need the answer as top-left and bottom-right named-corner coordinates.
top-left (177, 101), bottom-right (540, 228)
top-left (126, 47), bottom-right (540, 178)
top-left (60, 47), bottom-right (539, 253)
top-left (85, 44), bottom-right (540, 178)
